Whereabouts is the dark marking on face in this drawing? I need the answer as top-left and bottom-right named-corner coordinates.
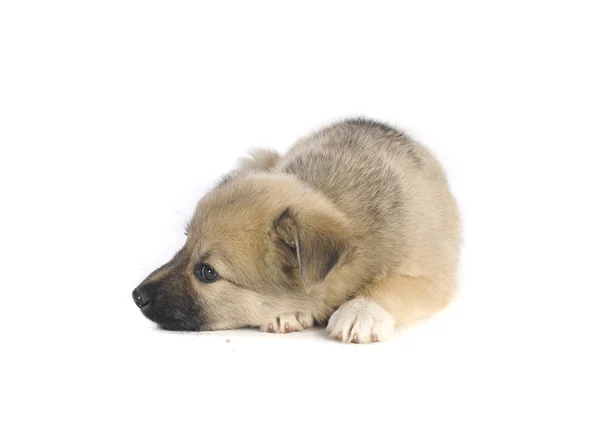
top-left (134, 247), bottom-right (204, 331)
top-left (138, 276), bottom-right (205, 331)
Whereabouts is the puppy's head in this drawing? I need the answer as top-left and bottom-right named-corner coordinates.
top-left (132, 174), bottom-right (350, 331)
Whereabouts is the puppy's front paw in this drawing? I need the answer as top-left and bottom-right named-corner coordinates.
top-left (260, 312), bottom-right (315, 333)
top-left (327, 298), bottom-right (395, 343)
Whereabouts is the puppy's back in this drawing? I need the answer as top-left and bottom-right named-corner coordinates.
top-left (277, 119), bottom-right (408, 224)
top-left (275, 118), bottom-right (460, 276)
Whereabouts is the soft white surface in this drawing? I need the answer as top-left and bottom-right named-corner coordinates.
top-left (1, 1), bottom-right (599, 438)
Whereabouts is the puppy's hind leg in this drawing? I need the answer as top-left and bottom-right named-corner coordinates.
top-left (326, 271), bottom-right (455, 343)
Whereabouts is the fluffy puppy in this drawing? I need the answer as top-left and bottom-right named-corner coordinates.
top-left (132, 118), bottom-right (461, 343)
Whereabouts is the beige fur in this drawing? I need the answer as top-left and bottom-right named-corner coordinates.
top-left (133, 118), bottom-right (461, 343)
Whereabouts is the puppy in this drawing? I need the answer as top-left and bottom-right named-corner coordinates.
top-left (132, 118), bottom-right (460, 343)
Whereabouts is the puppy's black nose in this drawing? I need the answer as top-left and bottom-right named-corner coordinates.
top-left (132, 287), bottom-right (150, 309)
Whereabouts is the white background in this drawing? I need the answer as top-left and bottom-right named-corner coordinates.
top-left (1, 1), bottom-right (599, 438)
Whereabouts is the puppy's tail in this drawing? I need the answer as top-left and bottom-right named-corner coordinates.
top-left (237, 148), bottom-right (282, 172)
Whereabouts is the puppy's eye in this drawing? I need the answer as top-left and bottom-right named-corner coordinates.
top-left (194, 264), bottom-right (219, 283)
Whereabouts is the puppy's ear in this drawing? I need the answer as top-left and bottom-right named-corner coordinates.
top-left (237, 148), bottom-right (281, 172)
top-left (273, 207), bottom-right (348, 286)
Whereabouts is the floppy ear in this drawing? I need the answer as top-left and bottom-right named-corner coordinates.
top-left (273, 207), bottom-right (347, 286)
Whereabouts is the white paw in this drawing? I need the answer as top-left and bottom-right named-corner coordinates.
top-left (260, 312), bottom-right (315, 333)
top-left (327, 298), bottom-right (395, 343)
